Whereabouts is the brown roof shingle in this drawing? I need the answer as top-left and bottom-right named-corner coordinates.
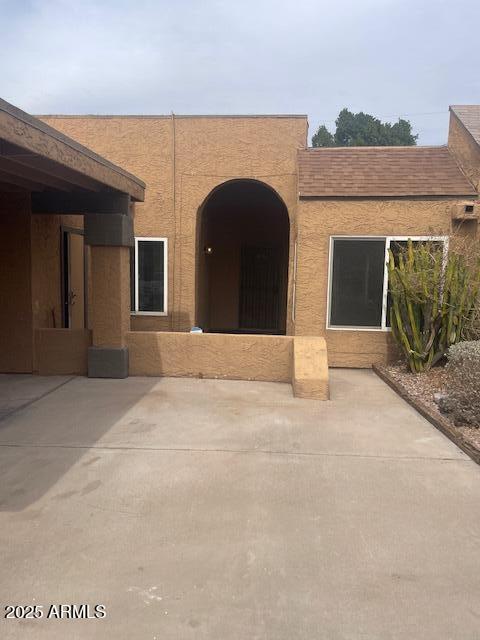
top-left (298, 146), bottom-right (476, 197)
top-left (450, 105), bottom-right (480, 146)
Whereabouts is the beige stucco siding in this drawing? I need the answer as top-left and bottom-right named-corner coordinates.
top-left (127, 331), bottom-right (293, 381)
top-left (38, 116), bottom-right (175, 330)
top-left (89, 246), bottom-right (130, 347)
top-left (39, 115), bottom-right (308, 334)
top-left (31, 214), bottom-right (84, 331)
top-left (448, 112), bottom-right (480, 192)
top-left (0, 193), bottom-right (86, 372)
top-left (295, 198), bottom-right (457, 366)
top-left (35, 328), bottom-right (91, 374)
top-left (34, 114), bottom-right (476, 370)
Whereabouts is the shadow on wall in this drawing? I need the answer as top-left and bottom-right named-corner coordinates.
top-left (0, 375), bottom-right (158, 512)
top-left (130, 311), bottom-right (193, 333)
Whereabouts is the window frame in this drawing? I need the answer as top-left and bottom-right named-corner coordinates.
top-left (326, 235), bottom-right (449, 332)
top-left (132, 236), bottom-right (168, 316)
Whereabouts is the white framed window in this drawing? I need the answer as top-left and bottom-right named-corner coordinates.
top-left (327, 235), bottom-right (448, 331)
top-left (131, 237), bottom-right (168, 315)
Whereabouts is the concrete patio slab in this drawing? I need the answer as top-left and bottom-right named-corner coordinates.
top-left (0, 374), bottom-right (72, 421)
top-left (0, 370), bottom-right (479, 639)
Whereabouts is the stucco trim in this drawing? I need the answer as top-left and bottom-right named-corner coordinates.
top-left (39, 114), bottom-right (309, 120)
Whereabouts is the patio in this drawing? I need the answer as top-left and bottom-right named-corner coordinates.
top-left (0, 370), bottom-right (479, 638)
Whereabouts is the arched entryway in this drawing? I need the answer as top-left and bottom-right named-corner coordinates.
top-left (196, 179), bottom-right (290, 334)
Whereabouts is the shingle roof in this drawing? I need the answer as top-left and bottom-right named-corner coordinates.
top-left (298, 146), bottom-right (476, 197)
top-left (450, 105), bottom-right (480, 146)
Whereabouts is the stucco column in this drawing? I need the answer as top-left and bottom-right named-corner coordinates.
top-left (85, 213), bottom-right (133, 378)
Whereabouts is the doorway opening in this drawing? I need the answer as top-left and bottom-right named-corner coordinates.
top-left (61, 227), bottom-right (87, 329)
top-left (197, 180), bottom-right (290, 334)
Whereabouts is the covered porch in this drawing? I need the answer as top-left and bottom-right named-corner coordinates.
top-left (0, 98), bottom-right (145, 378)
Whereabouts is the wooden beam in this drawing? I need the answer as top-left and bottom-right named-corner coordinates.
top-left (15, 155), bottom-right (104, 191)
top-left (0, 168), bottom-right (46, 191)
top-left (0, 140), bottom-right (102, 190)
top-left (0, 181), bottom-right (26, 192)
top-left (0, 140), bottom-right (36, 158)
top-left (0, 156), bottom-right (72, 192)
top-left (32, 191), bottom-right (131, 215)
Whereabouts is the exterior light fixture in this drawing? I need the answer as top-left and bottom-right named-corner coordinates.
top-left (204, 246), bottom-right (213, 255)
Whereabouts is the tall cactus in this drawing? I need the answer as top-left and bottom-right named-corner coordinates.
top-left (388, 239), bottom-right (480, 373)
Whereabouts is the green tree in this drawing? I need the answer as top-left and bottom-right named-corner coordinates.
top-left (312, 108), bottom-right (418, 147)
top-left (311, 125), bottom-right (334, 147)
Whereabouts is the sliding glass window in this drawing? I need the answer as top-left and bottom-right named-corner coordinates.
top-left (328, 236), bottom-right (447, 330)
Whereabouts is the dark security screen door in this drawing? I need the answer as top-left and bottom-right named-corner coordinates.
top-left (239, 246), bottom-right (281, 331)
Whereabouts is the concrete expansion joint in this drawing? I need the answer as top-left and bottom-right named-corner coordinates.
top-left (0, 376), bottom-right (76, 423)
top-left (0, 442), bottom-right (471, 463)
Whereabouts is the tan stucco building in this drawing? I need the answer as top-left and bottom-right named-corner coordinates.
top-left (1, 99), bottom-right (478, 398)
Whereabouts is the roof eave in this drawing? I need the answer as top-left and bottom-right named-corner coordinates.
top-left (0, 98), bottom-right (145, 201)
top-left (299, 193), bottom-right (478, 199)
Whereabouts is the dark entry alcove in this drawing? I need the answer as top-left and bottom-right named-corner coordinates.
top-left (197, 180), bottom-right (290, 334)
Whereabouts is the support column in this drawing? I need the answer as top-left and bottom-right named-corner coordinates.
top-left (85, 213), bottom-right (133, 378)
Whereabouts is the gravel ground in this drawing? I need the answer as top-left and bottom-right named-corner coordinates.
top-left (385, 362), bottom-right (480, 452)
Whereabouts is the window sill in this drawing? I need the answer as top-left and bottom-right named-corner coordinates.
top-left (131, 312), bottom-right (168, 317)
top-left (327, 326), bottom-right (392, 332)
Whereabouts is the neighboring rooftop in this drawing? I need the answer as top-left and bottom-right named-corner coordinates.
top-left (298, 146), bottom-right (477, 197)
top-left (450, 105), bottom-right (480, 146)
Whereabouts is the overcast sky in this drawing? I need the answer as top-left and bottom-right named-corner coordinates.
top-left (1, 0), bottom-right (479, 144)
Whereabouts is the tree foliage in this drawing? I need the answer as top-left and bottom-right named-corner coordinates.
top-left (312, 108), bottom-right (418, 147)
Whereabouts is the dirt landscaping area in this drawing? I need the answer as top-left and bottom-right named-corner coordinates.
top-left (376, 362), bottom-right (480, 463)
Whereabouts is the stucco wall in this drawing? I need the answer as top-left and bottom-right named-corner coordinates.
top-left (34, 328), bottom-right (91, 374)
top-left (0, 194), bottom-right (33, 372)
top-left (127, 331), bottom-right (293, 381)
top-left (39, 115), bottom-right (308, 335)
top-left (90, 246), bottom-right (130, 347)
top-left (0, 191), bottom-right (86, 373)
top-left (293, 336), bottom-right (329, 400)
top-left (448, 112), bottom-right (480, 192)
top-left (295, 198), bottom-right (459, 366)
top-left (37, 115), bottom-right (477, 370)
top-left (31, 214), bottom-right (84, 330)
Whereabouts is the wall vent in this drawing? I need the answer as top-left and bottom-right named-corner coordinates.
top-left (452, 202), bottom-right (479, 220)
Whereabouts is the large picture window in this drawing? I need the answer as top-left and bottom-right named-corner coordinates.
top-left (327, 236), bottom-right (447, 330)
top-left (132, 237), bottom-right (168, 315)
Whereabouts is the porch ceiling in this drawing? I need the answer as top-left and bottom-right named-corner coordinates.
top-left (0, 98), bottom-right (145, 202)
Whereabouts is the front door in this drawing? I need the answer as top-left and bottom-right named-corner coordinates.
top-left (62, 229), bottom-right (86, 329)
top-left (239, 246), bottom-right (281, 333)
